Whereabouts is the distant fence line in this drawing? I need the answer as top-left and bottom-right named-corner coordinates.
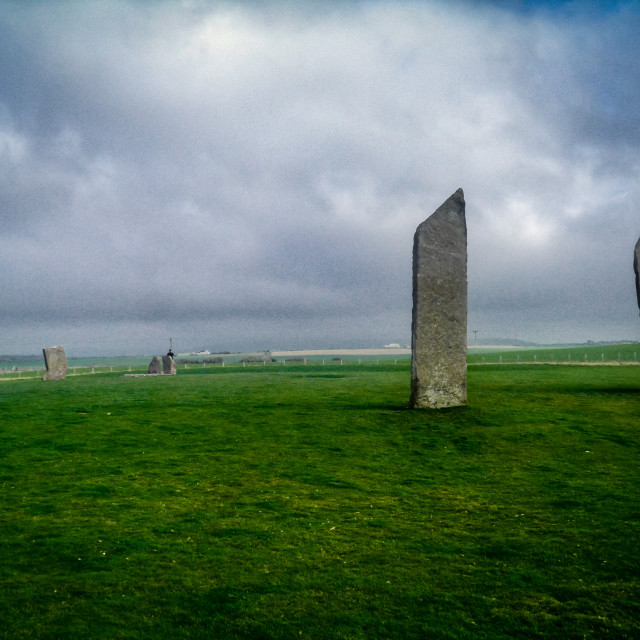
top-left (0, 358), bottom-right (407, 379)
top-left (0, 365), bottom-right (136, 379)
top-left (470, 351), bottom-right (639, 365)
top-left (3, 351), bottom-right (640, 380)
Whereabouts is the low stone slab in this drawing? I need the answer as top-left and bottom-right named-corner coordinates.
top-left (124, 373), bottom-right (163, 377)
top-left (42, 346), bottom-right (68, 381)
top-left (410, 188), bottom-right (467, 409)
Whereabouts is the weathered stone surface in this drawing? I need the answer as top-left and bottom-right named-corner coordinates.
top-left (634, 237), bottom-right (640, 313)
top-left (410, 188), bottom-right (467, 409)
top-left (42, 346), bottom-right (68, 381)
top-left (162, 355), bottom-right (177, 375)
top-left (148, 356), bottom-right (163, 374)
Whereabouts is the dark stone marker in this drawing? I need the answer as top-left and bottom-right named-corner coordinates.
top-left (42, 346), bottom-right (68, 381)
top-left (635, 237), bottom-right (640, 313)
top-left (148, 356), bottom-right (163, 374)
top-left (162, 355), bottom-right (177, 375)
top-left (410, 188), bottom-right (467, 409)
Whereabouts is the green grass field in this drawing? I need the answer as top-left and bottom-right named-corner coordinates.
top-left (467, 343), bottom-right (639, 365)
top-left (1, 362), bottom-right (638, 639)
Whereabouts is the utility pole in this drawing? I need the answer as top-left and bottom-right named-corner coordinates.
top-left (473, 330), bottom-right (478, 345)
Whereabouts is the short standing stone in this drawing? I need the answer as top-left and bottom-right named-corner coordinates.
top-left (42, 346), bottom-right (68, 381)
top-left (634, 237), bottom-right (640, 313)
top-left (162, 355), bottom-right (177, 375)
top-left (410, 188), bottom-right (467, 409)
top-left (148, 356), bottom-right (163, 374)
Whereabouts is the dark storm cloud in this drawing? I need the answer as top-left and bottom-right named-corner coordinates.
top-left (1, 0), bottom-right (639, 356)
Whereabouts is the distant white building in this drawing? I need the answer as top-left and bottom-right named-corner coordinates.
top-left (384, 343), bottom-right (401, 349)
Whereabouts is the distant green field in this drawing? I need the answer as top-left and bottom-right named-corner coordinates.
top-left (3, 343), bottom-right (639, 380)
top-left (467, 343), bottom-right (639, 365)
top-left (0, 352), bottom-right (407, 376)
top-left (1, 363), bottom-right (638, 639)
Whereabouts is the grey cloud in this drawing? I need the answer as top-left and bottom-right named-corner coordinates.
top-left (1, 0), bottom-right (639, 356)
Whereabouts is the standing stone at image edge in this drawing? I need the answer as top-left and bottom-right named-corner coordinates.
top-left (634, 237), bottom-right (640, 314)
top-left (148, 356), bottom-right (163, 374)
top-left (410, 188), bottom-right (467, 409)
top-left (42, 346), bottom-right (68, 381)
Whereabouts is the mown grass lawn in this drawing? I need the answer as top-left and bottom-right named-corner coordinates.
top-left (0, 363), bottom-right (638, 639)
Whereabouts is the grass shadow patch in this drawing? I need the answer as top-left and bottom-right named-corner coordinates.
top-left (75, 484), bottom-right (115, 498)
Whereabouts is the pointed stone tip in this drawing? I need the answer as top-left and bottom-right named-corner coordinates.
top-left (439, 188), bottom-right (465, 215)
top-left (437, 188), bottom-right (464, 210)
top-left (417, 188), bottom-right (466, 232)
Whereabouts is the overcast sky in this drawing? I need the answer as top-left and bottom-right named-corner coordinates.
top-left (1, 0), bottom-right (639, 357)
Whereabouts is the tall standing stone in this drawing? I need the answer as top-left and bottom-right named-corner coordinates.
top-left (634, 237), bottom-right (640, 314)
top-left (42, 346), bottom-right (68, 381)
top-left (410, 188), bottom-right (467, 409)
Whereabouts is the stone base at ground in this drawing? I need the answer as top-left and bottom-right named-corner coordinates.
top-left (42, 346), bottom-right (68, 381)
top-left (410, 188), bottom-right (467, 409)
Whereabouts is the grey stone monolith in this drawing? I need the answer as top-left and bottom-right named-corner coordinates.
top-left (162, 355), bottom-right (177, 375)
top-left (410, 188), bottom-right (467, 409)
top-left (42, 346), bottom-right (68, 381)
top-left (634, 237), bottom-right (640, 313)
top-left (148, 356), bottom-right (163, 374)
